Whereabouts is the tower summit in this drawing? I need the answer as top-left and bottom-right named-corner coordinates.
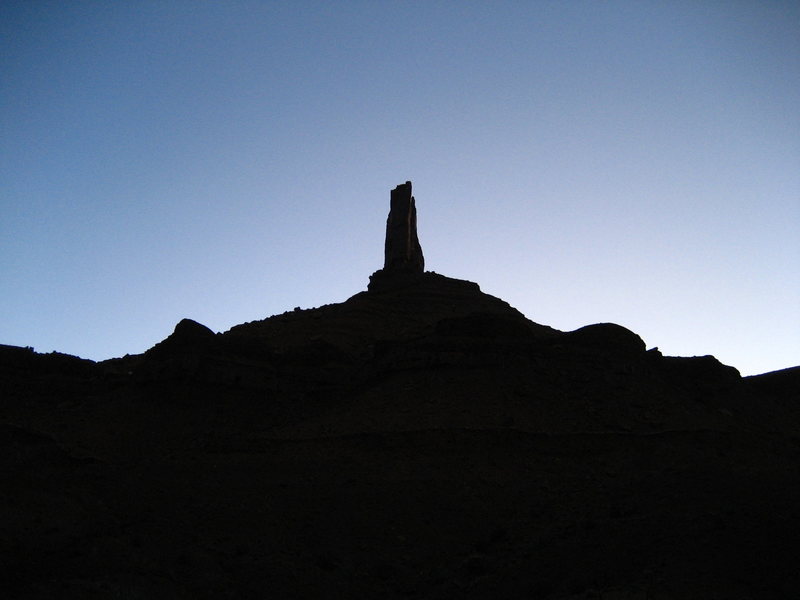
top-left (383, 181), bottom-right (424, 272)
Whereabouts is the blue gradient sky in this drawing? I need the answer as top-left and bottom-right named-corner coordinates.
top-left (2, 2), bottom-right (798, 376)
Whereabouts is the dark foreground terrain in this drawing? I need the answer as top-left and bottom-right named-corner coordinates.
top-left (2, 272), bottom-right (799, 599)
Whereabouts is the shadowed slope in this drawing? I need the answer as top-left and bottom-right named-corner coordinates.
top-left (2, 181), bottom-right (798, 598)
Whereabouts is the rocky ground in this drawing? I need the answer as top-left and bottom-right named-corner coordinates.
top-left (2, 272), bottom-right (798, 599)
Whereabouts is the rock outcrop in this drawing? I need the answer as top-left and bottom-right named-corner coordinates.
top-left (384, 181), bottom-right (424, 272)
top-left (369, 181), bottom-right (427, 291)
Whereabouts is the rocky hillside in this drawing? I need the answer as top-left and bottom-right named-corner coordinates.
top-left (2, 182), bottom-right (798, 598)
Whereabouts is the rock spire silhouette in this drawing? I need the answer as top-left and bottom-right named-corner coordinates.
top-left (384, 181), bottom-right (424, 272)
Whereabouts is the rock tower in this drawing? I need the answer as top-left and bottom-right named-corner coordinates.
top-left (384, 181), bottom-right (424, 272)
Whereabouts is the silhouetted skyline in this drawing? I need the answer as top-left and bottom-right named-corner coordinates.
top-left (1, 2), bottom-right (798, 375)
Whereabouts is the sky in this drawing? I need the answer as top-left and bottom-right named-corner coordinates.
top-left (1, 1), bottom-right (798, 376)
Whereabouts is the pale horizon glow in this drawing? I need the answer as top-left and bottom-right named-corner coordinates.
top-left (2, 2), bottom-right (798, 376)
